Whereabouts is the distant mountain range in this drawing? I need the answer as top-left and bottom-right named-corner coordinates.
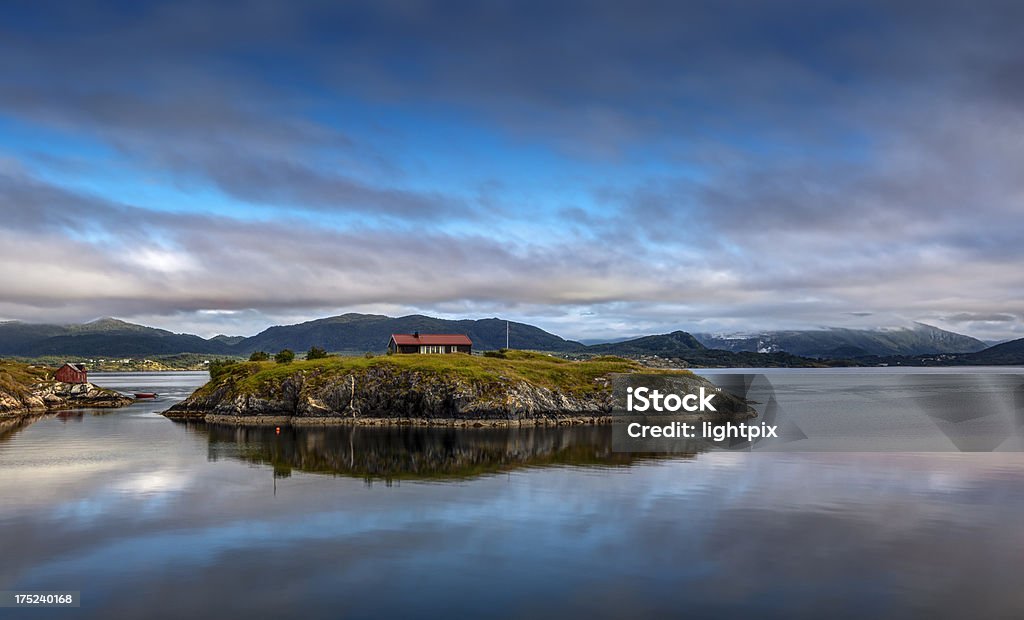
top-left (0, 314), bottom-right (581, 358)
top-left (0, 314), bottom-right (1020, 366)
top-left (692, 323), bottom-right (987, 358)
top-left (948, 337), bottom-right (1024, 365)
top-left (582, 325), bottom-right (1024, 366)
top-left (582, 330), bottom-right (829, 367)
top-left (0, 318), bottom-right (228, 357)
top-left (585, 331), bottom-right (705, 356)
top-left (230, 314), bottom-right (581, 354)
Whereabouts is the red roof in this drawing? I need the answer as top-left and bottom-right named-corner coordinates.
top-left (390, 333), bottom-right (472, 346)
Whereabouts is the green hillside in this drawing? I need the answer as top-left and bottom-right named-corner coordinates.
top-left (962, 338), bottom-right (1024, 365)
top-left (235, 314), bottom-right (581, 354)
top-left (200, 350), bottom-right (669, 399)
top-left (0, 318), bottom-right (231, 357)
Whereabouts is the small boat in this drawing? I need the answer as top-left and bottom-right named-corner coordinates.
top-left (134, 392), bottom-right (158, 399)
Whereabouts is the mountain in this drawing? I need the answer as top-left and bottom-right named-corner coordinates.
top-left (582, 330), bottom-right (834, 367)
top-left (211, 334), bottom-right (246, 346)
top-left (577, 336), bottom-right (634, 346)
top-left (584, 331), bottom-right (705, 355)
top-left (236, 314), bottom-right (581, 354)
top-left (0, 318), bottom-right (232, 357)
top-left (960, 338), bottom-right (1024, 365)
top-left (693, 323), bottom-right (987, 358)
top-left (0, 321), bottom-right (67, 353)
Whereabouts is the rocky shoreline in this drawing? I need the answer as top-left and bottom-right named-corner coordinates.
top-left (163, 372), bottom-right (618, 425)
top-left (170, 412), bottom-right (754, 428)
top-left (170, 412), bottom-right (618, 427)
top-left (163, 358), bottom-right (755, 427)
top-left (0, 381), bottom-right (134, 418)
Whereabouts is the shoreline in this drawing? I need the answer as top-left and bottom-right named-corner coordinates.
top-left (165, 411), bottom-right (755, 428)
top-left (0, 377), bottom-right (135, 419)
top-left (0, 409), bottom-right (49, 424)
top-left (0, 400), bottom-right (134, 420)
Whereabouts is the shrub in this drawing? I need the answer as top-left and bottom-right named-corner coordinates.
top-left (209, 359), bottom-right (238, 379)
top-left (364, 351), bottom-right (375, 359)
top-left (275, 349), bottom-right (295, 364)
top-left (248, 351), bottom-right (270, 362)
top-left (306, 346), bottom-right (329, 360)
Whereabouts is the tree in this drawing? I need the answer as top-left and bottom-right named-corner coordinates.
top-left (249, 351), bottom-right (270, 362)
top-left (274, 349), bottom-right (295, 364)
top-left (306, 346), bottom-right (329, 360)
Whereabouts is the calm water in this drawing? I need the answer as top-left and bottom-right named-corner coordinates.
top-left (1, 370), bottom-right (1023, 618)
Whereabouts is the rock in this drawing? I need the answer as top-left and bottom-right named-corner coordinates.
top-left (0, 381), bottom-right (133, 417)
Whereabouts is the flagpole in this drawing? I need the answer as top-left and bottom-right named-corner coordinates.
top-left (506, 320), bottom-right (509, 350)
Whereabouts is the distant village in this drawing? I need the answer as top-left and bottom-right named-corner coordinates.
top-left (22, 354), bottom-right (214, 372)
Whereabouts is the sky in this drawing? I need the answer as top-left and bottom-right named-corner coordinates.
top-left (0, 0), bottom-right (1022, 341)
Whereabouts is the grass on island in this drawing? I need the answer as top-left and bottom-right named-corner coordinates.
top-left (206, 350), bottom-right (691, 397)
top-left (0, 360), bottom-right (52, 398)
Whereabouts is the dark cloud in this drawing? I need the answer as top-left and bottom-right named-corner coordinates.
top-left (0, 165), bottom-right (122, 230)
top-left (0, 4), bottom-right (466, 220)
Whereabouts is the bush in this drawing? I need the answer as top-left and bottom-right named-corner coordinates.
top-left (364, 351), bottom-right (375, 359)
top-left (306, 346), bottom-right (329, 360)
top-left (483, 349), bottom-right (508, 359)
top-left (274, 349), bottom-right (295, 364)
top-left (209, 359), bottom-right (238, 379)
top-left (248, 351), bottom-right (270, 362)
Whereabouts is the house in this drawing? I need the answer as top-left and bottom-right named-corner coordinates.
top-left (388, 332), bottom-right (472, 355)
top-left (55, 363), bottom-right (88, 384)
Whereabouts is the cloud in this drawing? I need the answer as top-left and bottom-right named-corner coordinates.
top-left (944, 313), bottom-right (1018, 323)
top-left (0, 1), bottom-right (1022, 339)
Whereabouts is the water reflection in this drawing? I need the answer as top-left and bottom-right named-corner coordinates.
top-left (2, 371), bottom-right (1023, 618)
top-left (0, 414), bottom-right (45, 442)
top-left (183, 423), bottom-right (702, 482)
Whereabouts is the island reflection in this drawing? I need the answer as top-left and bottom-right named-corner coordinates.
top-left (181, 423), bottom-right (703, 482)
top-left (0, 414), bottom-right (46, 442)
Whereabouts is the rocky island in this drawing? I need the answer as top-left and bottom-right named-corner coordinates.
top-left (164, 350), bottom-right (753, 426)
top-left (0, 360), bottom-right (134, 418)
